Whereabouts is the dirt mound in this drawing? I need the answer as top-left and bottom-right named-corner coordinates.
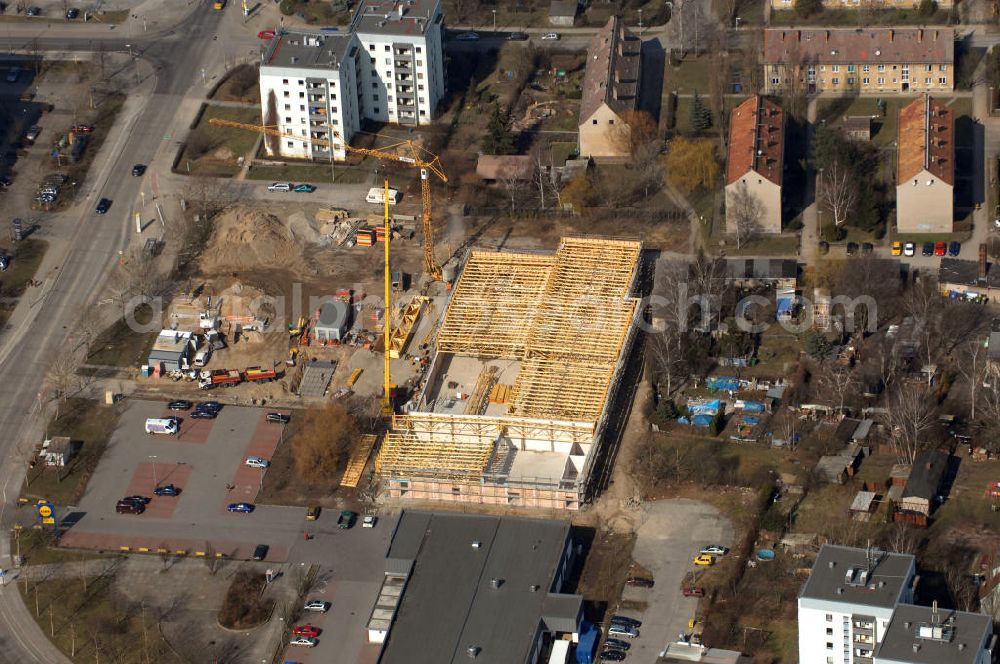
top-left (202, 207), bottom-right (305, 273)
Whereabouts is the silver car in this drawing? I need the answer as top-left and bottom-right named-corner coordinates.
top-left (608, 624), bottom-right (639, 638)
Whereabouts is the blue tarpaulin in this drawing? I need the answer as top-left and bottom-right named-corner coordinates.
top-left (706, 377), bottom-right (741, 392)
top-left (575, 622), bottom-right (599, 664)
top-left (741, 401), bottom-right (766, 413)
top-left (692, 414), bottom-right (715, 428)
top-left (688, 400), bottom-right (722, 415)
top-left (742, 415), bottom-right (761, 426)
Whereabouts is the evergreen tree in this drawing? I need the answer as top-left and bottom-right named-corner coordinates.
top-left (689, 91), bottom-right (712, 133)
top-left (482, 104), bottom-right (516, 155)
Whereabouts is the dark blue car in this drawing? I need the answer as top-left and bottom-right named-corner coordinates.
top-left (948, 241), bottom-right (961, 257)
top-left (228, 502), bottom-right (254, 514)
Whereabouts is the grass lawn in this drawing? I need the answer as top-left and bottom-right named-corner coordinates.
top-left (0, 238), bottom-right (48, 327)
top-left (60, 94), bottom-right (126, 207)
top-left (667, 58), bottom-right (715, 95)
top-left (180, 104), bottom-right (262, 178)
top-left (722, 233), bottom-right (799, 256)
top-left (894, 230), bottom-right (974, 244)
top-left (256, 416), bottom-right (346, 507)
top-left (753, 329), bottom-right (802, 375)
top-left (929, 447), bottom-right (1000, 536)
top-left (12, 529), bottom-right (110, 566)
top-left (86, 304), bottom-right (159, 367)
top-left (247, 162), bottom-right (369, 184)
top-left (816, 97), bottom-right (903, 147)
top-left (21, 397), bottom-right (121, 506)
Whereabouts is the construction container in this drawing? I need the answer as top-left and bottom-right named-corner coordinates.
top-left (356, 230), bottom-right (375, 247)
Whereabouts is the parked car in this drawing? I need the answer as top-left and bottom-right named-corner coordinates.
top-left (682, 586), bottom-right (705, 597)
top-left (293, 184), bottom-right (315, 193)
top-left (599, 651), bottom-right (626, 662)
top-left (124, 496), bottom-right (151, 505)
top-left (0, 256), bottom-right (10, 271)
top-left (362, 515), bottom-right (377, 528)
top-left (289, 637), bottom-right (317, 647)
top-left (252, 544), bottom-right (268, 561)
top-left (607, 624), bottom-right (639, 639)
top-left (541, 32), bottom-right (560, 40)
top-left (948, 240), bottom-right (961, 257)
top-left (862, 242), bottom-right (874, 255)
top-left (700, 545), bottom-right (728, 556)
top-left (25, 126), bottom-right (41, 142)
top-left (292, 624), bottom-right (321, 638)
top-left (196, 401), bottom-right (221, 412)
top-left (227, 502), bottom-right (254, 513)
top-left (904, 242), bottom-right (916, 257)
top-left (72, 124), bottom-right (94, 133)
top-left (306, 505), bottom-right (321, 521)
top-left (934, 240), bottom-right (947, 256)
top-left (265, 412), bottom-right (290, 424)
top-left (257, 29), bottom-right (276, 39)
top-left (132, 164), bottom-right (146, 176)
top-left (624, 577), bottom-right (654, 588)
top-left (891, 241), bottom-right (902, 256)
top-left (115, 500), bottom-right (144, 514)
top-left (65, 8), bottom-right (79, 18)
top-left (95, 198), bottom-right (112, 214)
top-left (610, 616), bottom-right (641, 627)
top-left (338, 510), bottom-right (355, 529)
top-left (168, 400), bottom-right (192, 411)
top-left (508, 32), bottom-right (529, 41)
top-left (455, 32), bottom-right (480, 41)
top-left (818, 241), bottom-right (829, 255)
top-left (266, 182), bottom-right (292, 192)
top-left (693, 554), bottom-right (715, 566)
top-left (153, 484), bottom-right (180, 497)
top-left (604, 639), bottom-right (631, 652)
top-left (922, 242), bottom-right (934, 256)
top-left (4, 68), bottom-right (18, 83)
top-left (190, 409), bottom-right (216, 419)
top-left (303, 600), bottom-right (330, 612)
top-left (26, 7), bottom-right (41, 16)
top-left (846, 242), bottom-right (859, 256)
top-left (246, 456), bottom-right (270, 469)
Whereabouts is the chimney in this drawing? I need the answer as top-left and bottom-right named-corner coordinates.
top-left (781, 30), bottom-right (786, 41)
top-left (889, 29), bottom-right (894, 42)
top-left (826, 29), bottom-right (830, 41)
top-left (797, 30), bottom-right (802, 42)
top-left (934, 29), bottom-right (939, 41)
top-left (918, 29), bottom-right (923, 42)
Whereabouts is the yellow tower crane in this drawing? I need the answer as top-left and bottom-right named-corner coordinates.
top-left (207, 118), bottom-right (447, 280)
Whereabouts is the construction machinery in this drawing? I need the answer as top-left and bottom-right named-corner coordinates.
top-left (206, 118), bottom-right (447, 280)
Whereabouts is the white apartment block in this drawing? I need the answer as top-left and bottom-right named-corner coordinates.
top-left (798, 545), bottom-right (916, 664)
top-left (258, 0), bottom-right (445, 161)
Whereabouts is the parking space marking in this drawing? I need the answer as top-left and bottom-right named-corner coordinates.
top-left (222, 412), bottom-right (285, 508)
top-left (58, 530), bottom-right (290, 562)
top-left (161, 411), bottom-right (214, 443)
top-left (124, 462), bottom-right (192, 519)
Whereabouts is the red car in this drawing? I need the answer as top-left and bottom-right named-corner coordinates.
top-left (934, 241), bottom-right (946, 256)
top-left (258, 29), bottom-right (275, 39)
top-left (292, 624), bottom-right (321, 638)
top-left (682, 586), bottom-right (705, 598)
top-left (72, 124), bottom-right (93, 133)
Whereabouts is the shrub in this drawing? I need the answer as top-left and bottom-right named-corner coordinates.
top-left (821, 222), bottom-right (846, 243)
top-left (218, 568), bottom-right (273, 629)
top-left (279, 0), bottom-right (296, 16)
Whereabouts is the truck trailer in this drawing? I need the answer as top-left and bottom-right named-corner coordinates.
top-left (198, 369), bottom-right (242, 390)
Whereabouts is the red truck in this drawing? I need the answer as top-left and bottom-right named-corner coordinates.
top-left (198, 369), bottom-right (241, 390)
top-left (243, 366), bottom-right (278, 383)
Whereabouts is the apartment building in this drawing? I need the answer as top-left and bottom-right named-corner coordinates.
top-left (798, 545), bottom-right (916, 664)
top-left (578, 16), bottom-right (641, 159)
top-left (874, 603), bottom-right (994, 664)
top-left (725, 95), bottom-right (785, 234)
top-left (762, 28), bottom-right (954, 96)
top-left (258, 0), bottom-right (445, 161)
top-left (896, 94), bottom-right (954, 233)
top-left (769, 0), bottom-right (952, 10)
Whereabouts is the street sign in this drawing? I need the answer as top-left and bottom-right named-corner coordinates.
top-left (37, 502), bottom-right (54, 526)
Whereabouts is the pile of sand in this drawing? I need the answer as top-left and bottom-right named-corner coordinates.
top-left (202, 207), bottom-right (304, 273)
top-left (287, 211), bottom-right (326, 245)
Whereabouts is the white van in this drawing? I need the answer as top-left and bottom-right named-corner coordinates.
top-left (145, 418), bottom-right (179, 435)
top-left (194, 348), bottom-right (211, 367)
top-left (366, 187), bottom-right (401, 206)
top-left (267, 182), bottom-right (292, 192)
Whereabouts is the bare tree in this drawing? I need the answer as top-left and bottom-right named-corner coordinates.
top-left (957, 339), bottom-right (989, 422)
top-left (728, 180), bottom-right (763, 249)
top-left (819, 363), bottom-right (858, 414)
top-left (45, 349), bottom-right (79, 419)
top-left (709, 46), bottom-right (731, 150)
top-left (879, 384), bottom-right (937, 464)
top-left (648, 259), bottom-right (693, 397)
top-left (500, 173), bottom-right (528, 214)
top-left (818, 158), bottom-right (858, 227)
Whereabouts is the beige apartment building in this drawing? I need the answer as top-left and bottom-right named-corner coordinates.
top-left (578, 16), bottom-right (641, 159)
top-left (762, 28), bottom-right (954, 96)
top-left (726, 95), bottom-right (785, 234)
top-left (896, 94), bottom-right (953, 233)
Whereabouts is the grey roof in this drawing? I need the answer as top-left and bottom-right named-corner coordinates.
top-left (262, 30), bottom-right (355, 71)
top-left (800, 544), bottom-right (915, 609)
top-left (901, 450), bottom-right (948, 502)
top-left (722, 258), bottom-right (797, 282)
top-left (351, 0), bottom-right (442, 37)
top-left (381, 511), bottom-right (579, 664)
top-left (852, 419), bottom-right (874, 441)
top-left (315, 300), bottom-right (350, 331)
top-left (939, 257), bottom-right (1000, 288)
top-left (875, 603), bottom-right (992, 664)
top-left (549, 0), bottom-right (577, 18)
top-left (147, 349), bottom-right (186, 361)
top-left (990, 331), bottom-right (1000, 359)
top-left (580, 17), bottom-right (641, 121)
top-left (297, 358), bottom-right (336, 397)
top-left (834, 417), bottom-right (862, 443)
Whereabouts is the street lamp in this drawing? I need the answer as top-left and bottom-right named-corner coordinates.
top-left (638, 8), bottom-right (643, 34)
top-left (492, 9), bottom-right (496, 32)
top-left (149, 455), bottom-right (158, 490)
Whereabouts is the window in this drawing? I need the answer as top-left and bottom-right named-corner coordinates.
top-left (372, 82), bottom-right (378, 88)
top-left (877, 64), bottom-right (886, 72)
top-left (420, 110), bottom-right (426, 116)
top-left (771, 77), bottom-right (780, 85)
top-left (863, 77), bottom-right (870, 84)
top-left (877, 77), bottom-right (885, 85)
top-left (385, 58), bottom-right (391, 64)
top-left (826, 643), bottom-right (833, 650)
top-left (374, 107), bottom-right (380, 113)
top-left (416, 46), bottom-right (422, 53)
top-left (417, 72), bottom-right (424, 79)
top-left (832, 78), bottom-right (839, 85)
top-left (832, 65), bottom-right (839, 73)
top-left (418, 84), bottom-right (425, 90)
top-left (299, 105), bottom-right (305, 111)
top-left (332, 93), bottom-right (337, 100)
top-left (926, 64), bottom-right (933, 72)
top-left (370, 69), bottom-right (377, 76)
top-left (298, 92), bottom-right (304, 98)
top-left (284, 116), bottom-right (291, 123)
top-left (283, 91), bottom-right (290, 98)
top-left (332, 106), bottom-right (338, 112)
top-left (847, 64), bottom-right (855, 73)
top-left (373, 95), bottom-right (379, 101)
top-left (419, 97), bottom-right (425, 103)
top-left (926, 77), bottom-right (932, 84)
top-left (592, 119), bottom-right (598, 125)
top-left (826, 659), bottom-right (834, 664)
top-left (286, 140), bottom-right (293, 147)
top-left (826, 615), bottom-right (833, 622)
top-left (941, 64), bottom-right (948, 71)
top-left (826, 628), bottom-right (833, 636)
top-left (863, 64), bottom-right (870, 72)
top-left (820, 65), bottom-right (826, 71)
top-left (282, 78), bottom-right (288, 84)
top-left (609, 119), bottom-right (615, 125)
top-left (384, 45), bottom-right (390, 51)
top-left (386, 71), bottom-right (391, 77)
top-left (939, 77), bottom-right (947, 84)
top-left (416, 60), bottom-right (423, 66)
top-left (297, 80), bottom-right (304, 85)
top-left (847, 77), bottom-right (855, 85)
top-left (388, 96), bottom-right (393, 102)
top-left (283, 104), bottom-right (290, 110)
top-left (370, 57), bottom-right (375, 64)
top-left (368, 43), bottom-right (375, 50)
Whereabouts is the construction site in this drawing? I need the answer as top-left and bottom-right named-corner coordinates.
top-left (374, 236), bottom-right (643, 511)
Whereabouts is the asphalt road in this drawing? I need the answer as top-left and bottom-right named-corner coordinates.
top-left (0, 6), bottom-right (226, 662)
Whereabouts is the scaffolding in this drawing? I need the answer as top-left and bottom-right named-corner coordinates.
top-left (341, 433), bottom-right (379, 488)
top-left (387, 296), bottom-right (426, 359)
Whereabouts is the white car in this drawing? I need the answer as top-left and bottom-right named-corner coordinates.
top-left (903, 242), bottom-right (916, 257)
top-left (266, 182), bottom-right (291, 192)
top-left (541, 32), bottom-right (560, 40)
top-left (289, 636), bottom-right (318, 647)
top-left (456, 32), bottom-right (479, 41)
top-left (303, 600), bottom-right (330, 612)
top-left (245, 456), bottom-right (270, 469)
top-left (363, 515), bottom-right (377, 528)
top-left (700, 545), bottom-right (729, 556)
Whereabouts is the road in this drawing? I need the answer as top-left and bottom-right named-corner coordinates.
top-left (0, 4), bottom-right (231, 661)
